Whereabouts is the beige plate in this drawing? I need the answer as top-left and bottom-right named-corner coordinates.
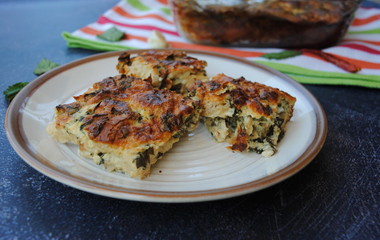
top-left (5, 49), bottom-right (327, 202)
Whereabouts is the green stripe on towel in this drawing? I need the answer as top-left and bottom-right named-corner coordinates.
top-left (160, 7), bottom-right (171, 15)
top-left (126, 0), bottom-right (150, 11)
top-left (62, 32), bottom-right (135, 51)
top-left (348, 28), bottom-right (380, 34)
top-left (255, 61), bottom-right (380, 88)
top-left (126, 0), bottom-right (171, 15)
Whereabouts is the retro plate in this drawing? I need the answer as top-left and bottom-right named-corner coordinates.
top-left (5, 49), bottom-right (327, 202)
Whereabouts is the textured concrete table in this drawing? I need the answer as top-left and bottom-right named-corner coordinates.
top-left (1, 0), bottom-right (379, 239)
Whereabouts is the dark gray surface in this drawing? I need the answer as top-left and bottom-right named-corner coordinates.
top-left (1, 1), bottom-right (379, 239)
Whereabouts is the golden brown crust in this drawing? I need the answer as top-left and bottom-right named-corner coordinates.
top-left (116, 50), bottom-right (208, 91)
top-left (117, 50), bottom-right (207, 74)
top-left (193, 74), bottom-right (296, 117)
top-left (55, 102), bottom-right (81, 127)
top-left (55, 75), bottom-right (199, 148)
top-left (230, 129), bottom-right (248, 152)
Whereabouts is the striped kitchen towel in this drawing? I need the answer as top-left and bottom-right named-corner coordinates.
top-left (62, 0), bottom-right (380, 88)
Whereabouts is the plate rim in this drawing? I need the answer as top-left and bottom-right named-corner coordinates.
top-left (5, 49), bottom-right (327, 202)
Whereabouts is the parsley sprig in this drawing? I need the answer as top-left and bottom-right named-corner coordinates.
top-left (33, 58), bottom-right (60, 76)
top-left (4, 58), bottom-right (60, 102)
top-left (3, 82), bottom-right (29, 102)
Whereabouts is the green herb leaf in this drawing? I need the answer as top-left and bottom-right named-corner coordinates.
top-left (97, 27), bottom-right (125, 42)
top-left (261, 50), bottom-right (302, 60)
top-left (3, 82), bottom-right (29, 102)
top-left (33, 58), bottom-right (60, 76)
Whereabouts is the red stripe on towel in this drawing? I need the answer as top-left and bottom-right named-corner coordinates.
top-left (97, 16), bottom-right (180, 36)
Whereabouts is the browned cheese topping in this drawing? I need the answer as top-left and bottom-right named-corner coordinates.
top-left (188, 73), bottom-right (296, 155)
top-left (116, 50), bottom-right (208, 91)
top-left (55, 75), bottom-right (198, 149)
top-left (193, 74), bottom-right (295, 117)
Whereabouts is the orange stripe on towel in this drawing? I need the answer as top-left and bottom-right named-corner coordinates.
top-left (169, 42), bottom-right (264, 58)
top-left (343, 39), bottom-right (380, 46)
top-left (156, 0), bottom-right (168, 5)
top-left (352, 14), bottom-right (380, 26)
top-left (112, 5), bottom-right (173, 25)
top-left (80, 26), bottom-right (103, 35)
top-left (80, 26), bottom-right (147, 42)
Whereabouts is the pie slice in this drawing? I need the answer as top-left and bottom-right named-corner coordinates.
top-left (116, 50), bottom-right (208, 93)
top-left (47, 75), bottom-right (201, 179)
top-left (188, 73), bottom-right (296, 157)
